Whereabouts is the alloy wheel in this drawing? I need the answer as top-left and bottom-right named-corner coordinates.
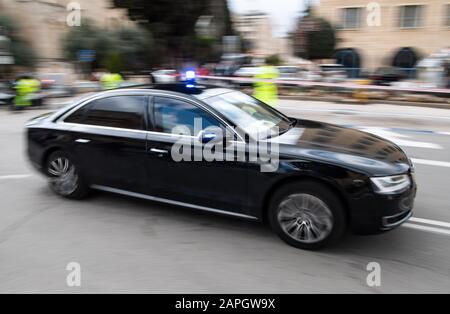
top-left (48, 157), bottom-right (79, 196)
top-left (277, 193), bottom-right (334, 244)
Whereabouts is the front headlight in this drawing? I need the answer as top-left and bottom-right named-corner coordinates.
top-left (370, 174), bottom-right (411, 194)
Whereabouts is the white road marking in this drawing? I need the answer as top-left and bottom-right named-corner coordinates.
top-left (402, 223), bottom-right (450, 236)
top-left (278, 106), bottom-right (450, 121)
top-left (360, 128), bottom-right (443, 149)
top-left (0, 174), bottom-right (32, 180)
top-left (409, 217), bottom-right (450, 228)
top-left (411, 158), bottom-right (450, 168)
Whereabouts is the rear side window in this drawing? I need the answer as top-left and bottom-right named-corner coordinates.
top-left (65, 96), bottom-right (147, 130)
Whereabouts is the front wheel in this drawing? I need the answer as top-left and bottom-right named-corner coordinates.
top-left (46, 151), bottom-right (88, 199)
top-left (268, 181), bottom-right (346, 250)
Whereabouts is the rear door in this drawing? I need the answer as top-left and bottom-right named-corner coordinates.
top-left (65, 95), bottom-right (149, 193)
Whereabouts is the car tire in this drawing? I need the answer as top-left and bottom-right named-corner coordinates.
top-left (46, 151), bottom-right (88, 199)
top-left (268, 181), bottom-right (346, 250)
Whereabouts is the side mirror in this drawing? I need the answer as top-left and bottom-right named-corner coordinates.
top-left (198, 126), bottom-right (232, 146)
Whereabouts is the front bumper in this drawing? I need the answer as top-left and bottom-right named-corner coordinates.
top-left (381, 208), bottom-right (413, 231)
top-left (349, 174), bottom-right (417, 234)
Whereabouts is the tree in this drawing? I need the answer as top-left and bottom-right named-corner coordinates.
top-left (114, 27), bottom-right (155, 70)
top-left (62, 20), bottom-right (154, 73)
top-left (0, 14), bottom-right (37, 67)
top-left (266, 54), bottom-right (281, 66)
top-left (104, 52), bottom-right (124, 74)
top-left (112, 0), bottom-right (234, 64)
top-left (292, 14), bottom-right (337, 60)
top-left (62, 21), bottom-right (109, 71)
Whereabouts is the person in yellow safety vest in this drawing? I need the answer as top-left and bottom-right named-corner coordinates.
top-left (253, 62), bottom-right (279, 107)
top-left (101, 72), bottom-right (123, 90)
top-left (14, 77), bottom-right (40, 110)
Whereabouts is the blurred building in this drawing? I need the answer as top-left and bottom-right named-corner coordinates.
top-left (233, 11), bottom-right (290, 60)
top-left (0, 0), bottom-right (131, 71)
top-left (315, 0), bottom-right (450, 73)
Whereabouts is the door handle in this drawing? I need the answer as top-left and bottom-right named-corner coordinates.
top-left (150, 148), bottom-right (169, 155)
top-left (75, 138), bottom-right (91, 144)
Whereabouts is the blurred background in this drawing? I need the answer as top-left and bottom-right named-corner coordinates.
top-left (1, 0), bottom-right (450, 293)
top-left (0, 0), bottom-right (449, 101)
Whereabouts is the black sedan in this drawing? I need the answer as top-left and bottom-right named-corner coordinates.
top-left (26, 84), bottom-right (416, 250)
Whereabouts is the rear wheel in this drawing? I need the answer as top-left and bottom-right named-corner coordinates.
top-left (268, 181), bottom-right (346, 250)
top-left (46, 151), bottom-right (88, 199)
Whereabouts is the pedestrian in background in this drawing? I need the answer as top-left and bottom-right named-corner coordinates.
top-left (13, 75), bottom-right (40, 111)
top-left (253, 58), bottom-right (279, 107)
top-left (101, 72), bottom-right (123, 90)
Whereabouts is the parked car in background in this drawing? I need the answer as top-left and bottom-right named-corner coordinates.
top-left (39, 73), bottom-right (76, 98)
top-left (73, 81), bottom-right (101, 94)
top-left (415, 51), bottom-right (450, 88)
top-left (277, 66), bottom-right (322, 82)
top-left (214, 62), bottom-right (239, 76)
top-left (301, 69), bottom-right (322, 82)
top-left (233, 66), bottom-right (261, 79)
top-left (216, 53), bottom-right (252, 76)
top-left (150, 69), bottom-right (180, 84)
top-left (277, 66), bottom-right (300, 80)
top-left (197, 66), bottom-right (211, 76)
top-left (232, 66), bottom-right (261, 87)
top-left (0, 81), bottom-right (14, 106)
top-left (318, 64), bottom-right (347, 83)
top-left (370, 67), bottom-right (406, 86)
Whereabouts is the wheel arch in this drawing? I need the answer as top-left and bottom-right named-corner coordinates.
top-left (260, 174), bottom-right (351, 223)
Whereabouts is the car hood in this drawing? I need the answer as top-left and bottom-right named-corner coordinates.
top-left (272, 119), bottom-right (411, 176)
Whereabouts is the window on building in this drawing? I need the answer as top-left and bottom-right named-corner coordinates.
top-left (399, 5), bottom-right (424, 28)
top-left (341, 7), bottom-right (362, 29)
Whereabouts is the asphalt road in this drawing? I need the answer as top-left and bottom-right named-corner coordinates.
top-left (0, 99), bottom-right (449, 293)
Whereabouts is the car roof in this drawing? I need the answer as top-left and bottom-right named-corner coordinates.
top-left (52, 84), bottom-right (236, 122)
top-left (112, 83), bottom-right (235, 100)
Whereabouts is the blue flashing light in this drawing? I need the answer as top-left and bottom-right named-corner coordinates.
top-left (185, 70), bottom-right (196, 80)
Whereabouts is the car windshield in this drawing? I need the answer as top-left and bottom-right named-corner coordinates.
top-left (204, 91), bottom-right (293, 139)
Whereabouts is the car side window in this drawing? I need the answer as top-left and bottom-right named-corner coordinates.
top-left (67, 96), bottom-right (147, 130)
top-left (153, 97), bottom-right (222, 136)
top-left (64, 105), bottom-right (88, 124)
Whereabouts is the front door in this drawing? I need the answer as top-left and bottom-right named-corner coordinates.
top-left (145, 96), bottom-right (250, 216)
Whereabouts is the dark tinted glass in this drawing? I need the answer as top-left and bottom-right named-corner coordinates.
top-left (154, 97), bottom-right (221, 135)
top-left (64, 106), bottom-right (88, 124)
top-left (81, 96), bottom-right (146, 130)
